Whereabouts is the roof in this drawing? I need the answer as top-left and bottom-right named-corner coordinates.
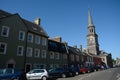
top-left (23, 19), bottom-right (48, 37)
top-left (0, 9), bottom-right (12, 18)
top-left (88, 9), bottom-right (94, 27)
top-left (0, 9), bottom-right (48, 37)
top-left (48, 40), bottom-right (67, 53)
top-left (68, 46), bottom-right (82, 55)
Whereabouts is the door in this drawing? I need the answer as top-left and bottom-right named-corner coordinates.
top-left (26, 64), bottom-right (31, 73)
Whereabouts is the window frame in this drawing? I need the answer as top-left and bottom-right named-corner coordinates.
top-left (1, 26), bottom-right (9, 37)
top-left (50, 52), bottom-right (54, 59)
top-left (17, 46), bottom-right (24, 56)
top-left (27, 33), bottom-right (33, 43)
top-left (0, 42), bottom-right (7, 54)
top-left (34, 49), bottom-right (40, 58)
top-left (41, 50), bottom-right (46, 59)
top-left (26, 47), bottom-right (33, 57)
top-left (42, 37), bottom-right (47, 46)
top-left (19, 31), bottom-right (25, 41)
top-left (55, 52), bottom-right (59, 60)
top-left (35, 35), bottom-right (40, 44)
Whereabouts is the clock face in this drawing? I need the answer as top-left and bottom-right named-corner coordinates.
top-left (89, 37), bottom-right (94, 44)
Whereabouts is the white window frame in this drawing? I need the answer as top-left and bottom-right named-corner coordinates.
top-left (0, 42), bottom-right (7, 54)
top-left (42, 37), bottom-right (47, 46)
top-left (63, 54), bottom-right (67, 59)
top-left (19, 31), bottom-right (25, 41)
top-left (34, 49), bottom-right (40, 58)
top-left (1, 26), bottom-right (9, 37)
top-left (41, 50), bottom-right (46, 58)
top-left (50, 52), bottom-right (54, 59)
top-left (35, 35), bottom-right (40, 44)
top-left (17, 46), bottom-right (24, 56)
top-left (26, 47), bottom-right (33, 57)
top-left (27, 33), bottom-right (33, 43)
top-left (55, 52), bottom-right (59, 60)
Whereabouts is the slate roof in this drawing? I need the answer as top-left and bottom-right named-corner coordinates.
top-left (23, 19), bottom-right (48, 37)
top-left (48, 40), bottom-right (67, 53)
top-left (0, 9), bottom-right (12, 18)
top-left (0, 9), bottom-right (48, 37)
top-left (68, 46), bottom-right (82, 55)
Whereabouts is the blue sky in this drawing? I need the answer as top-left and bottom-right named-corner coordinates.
top-left (0, 0), bottom-right (120, 59)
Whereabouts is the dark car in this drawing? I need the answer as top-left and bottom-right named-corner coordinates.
top-left (69, 66), bottom-right (80, 75)
top-left (48, 68), bottom-right (74, 78)
top-left (93, 66), bottom-right (102, 71)
top-left (0, 68), bottom-right (21, 80)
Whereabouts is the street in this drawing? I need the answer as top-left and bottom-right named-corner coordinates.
top-left (56, 67), bottom-right (120, 80)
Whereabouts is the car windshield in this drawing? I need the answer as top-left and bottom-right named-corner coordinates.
top-left (4, 68), bottom-right (13, 74)
top-left (29, 69), bottom-right (44, 74)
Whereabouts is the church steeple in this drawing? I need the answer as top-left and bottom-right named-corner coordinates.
top-left (88, 9), bottom-right (94, 27)
top-left (87, 9), bottom-right (99, 55)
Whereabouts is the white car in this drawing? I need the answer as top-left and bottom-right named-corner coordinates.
top-left (26, 69), bottom-right (48, 80)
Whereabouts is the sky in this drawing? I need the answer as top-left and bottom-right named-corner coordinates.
top-left (0, 0), bottom-right (120, 59)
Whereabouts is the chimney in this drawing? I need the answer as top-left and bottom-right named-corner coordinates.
top-left (54, 36), bottom-right (62, 43)
top-left (34, 17), bottom-right (40, 25)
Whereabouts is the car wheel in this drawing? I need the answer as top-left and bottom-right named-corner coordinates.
top-left (76, 72), bottom-right (79, 75)
top-left (62, 74), bottom-right (66, 78)
top-left (83, 71), bottom-right (85, 74)
top-left (88, 70), bottom-right (90, 73)
top-left (42, 76), bottom-right (47, 80)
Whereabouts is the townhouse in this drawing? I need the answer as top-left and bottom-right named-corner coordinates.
top-left (48, 37), bottom-right (68, 68)
top-left (0, 10), bottom-right (48, 72)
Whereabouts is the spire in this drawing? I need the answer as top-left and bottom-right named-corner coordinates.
top-left (88, 9), bottom-right (94, 26)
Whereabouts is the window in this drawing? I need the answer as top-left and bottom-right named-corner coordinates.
top-left (19, 31), bottom-right (25, 41)
top-left (35, 35), bottom-right (40, 44)
top-left (27, 33), bottom-right (33, 43)
top-left (17, 46), bottom-right (24, 56)
top-left (1, 26), bottom-right (9, 37)
top-left (71, 54), bottom-right (74, 61)
top-left (0, 42), bottom-right (7, 54)
top-left (42, 37), bottom-right (47, 46)
top-left (55, 52), bottom-right (59, 60)
top-left (41, 50), bottom-right (46, 58)
top-left (40, 64), bottom-right (46, 69)
top-left (26, 47), bottom-right (32, 57)
top-left (50, 52), bottom-right (54, 59)
top-left (76, 55), bottom-right (79, 61)
top-left (34, 49), bottom-right (40, 58)
top-left (63, 54), bottom-right (67, 59)
top-left (34, 64), bottom-right (41, 69)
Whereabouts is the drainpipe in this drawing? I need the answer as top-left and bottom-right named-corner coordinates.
top-left (24, 31), bottom-right (28, 72)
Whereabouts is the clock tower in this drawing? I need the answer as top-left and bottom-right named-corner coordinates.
top-left (87, 10), bottom-right (99, 55)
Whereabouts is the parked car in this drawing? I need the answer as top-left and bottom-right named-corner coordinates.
top-left (93, 66), bottom-right (102, 71)
top-left (80, 67), bottom-right (89, 74)
top-left (48, 68), bottom-right (74, 78)
top-left (69, 66), bottom-right (80, 75)
top-left (0, 68), bottom-right (21, 80)
top-left (26, 69), bottom-right (48, 80)
top-left (87, 66), bottom-right (95, 72)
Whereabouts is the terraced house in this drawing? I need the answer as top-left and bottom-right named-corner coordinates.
top-left (48, 37), bottom-right (68, 68)
top-left (0, 10), bottom-right (48, 72)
